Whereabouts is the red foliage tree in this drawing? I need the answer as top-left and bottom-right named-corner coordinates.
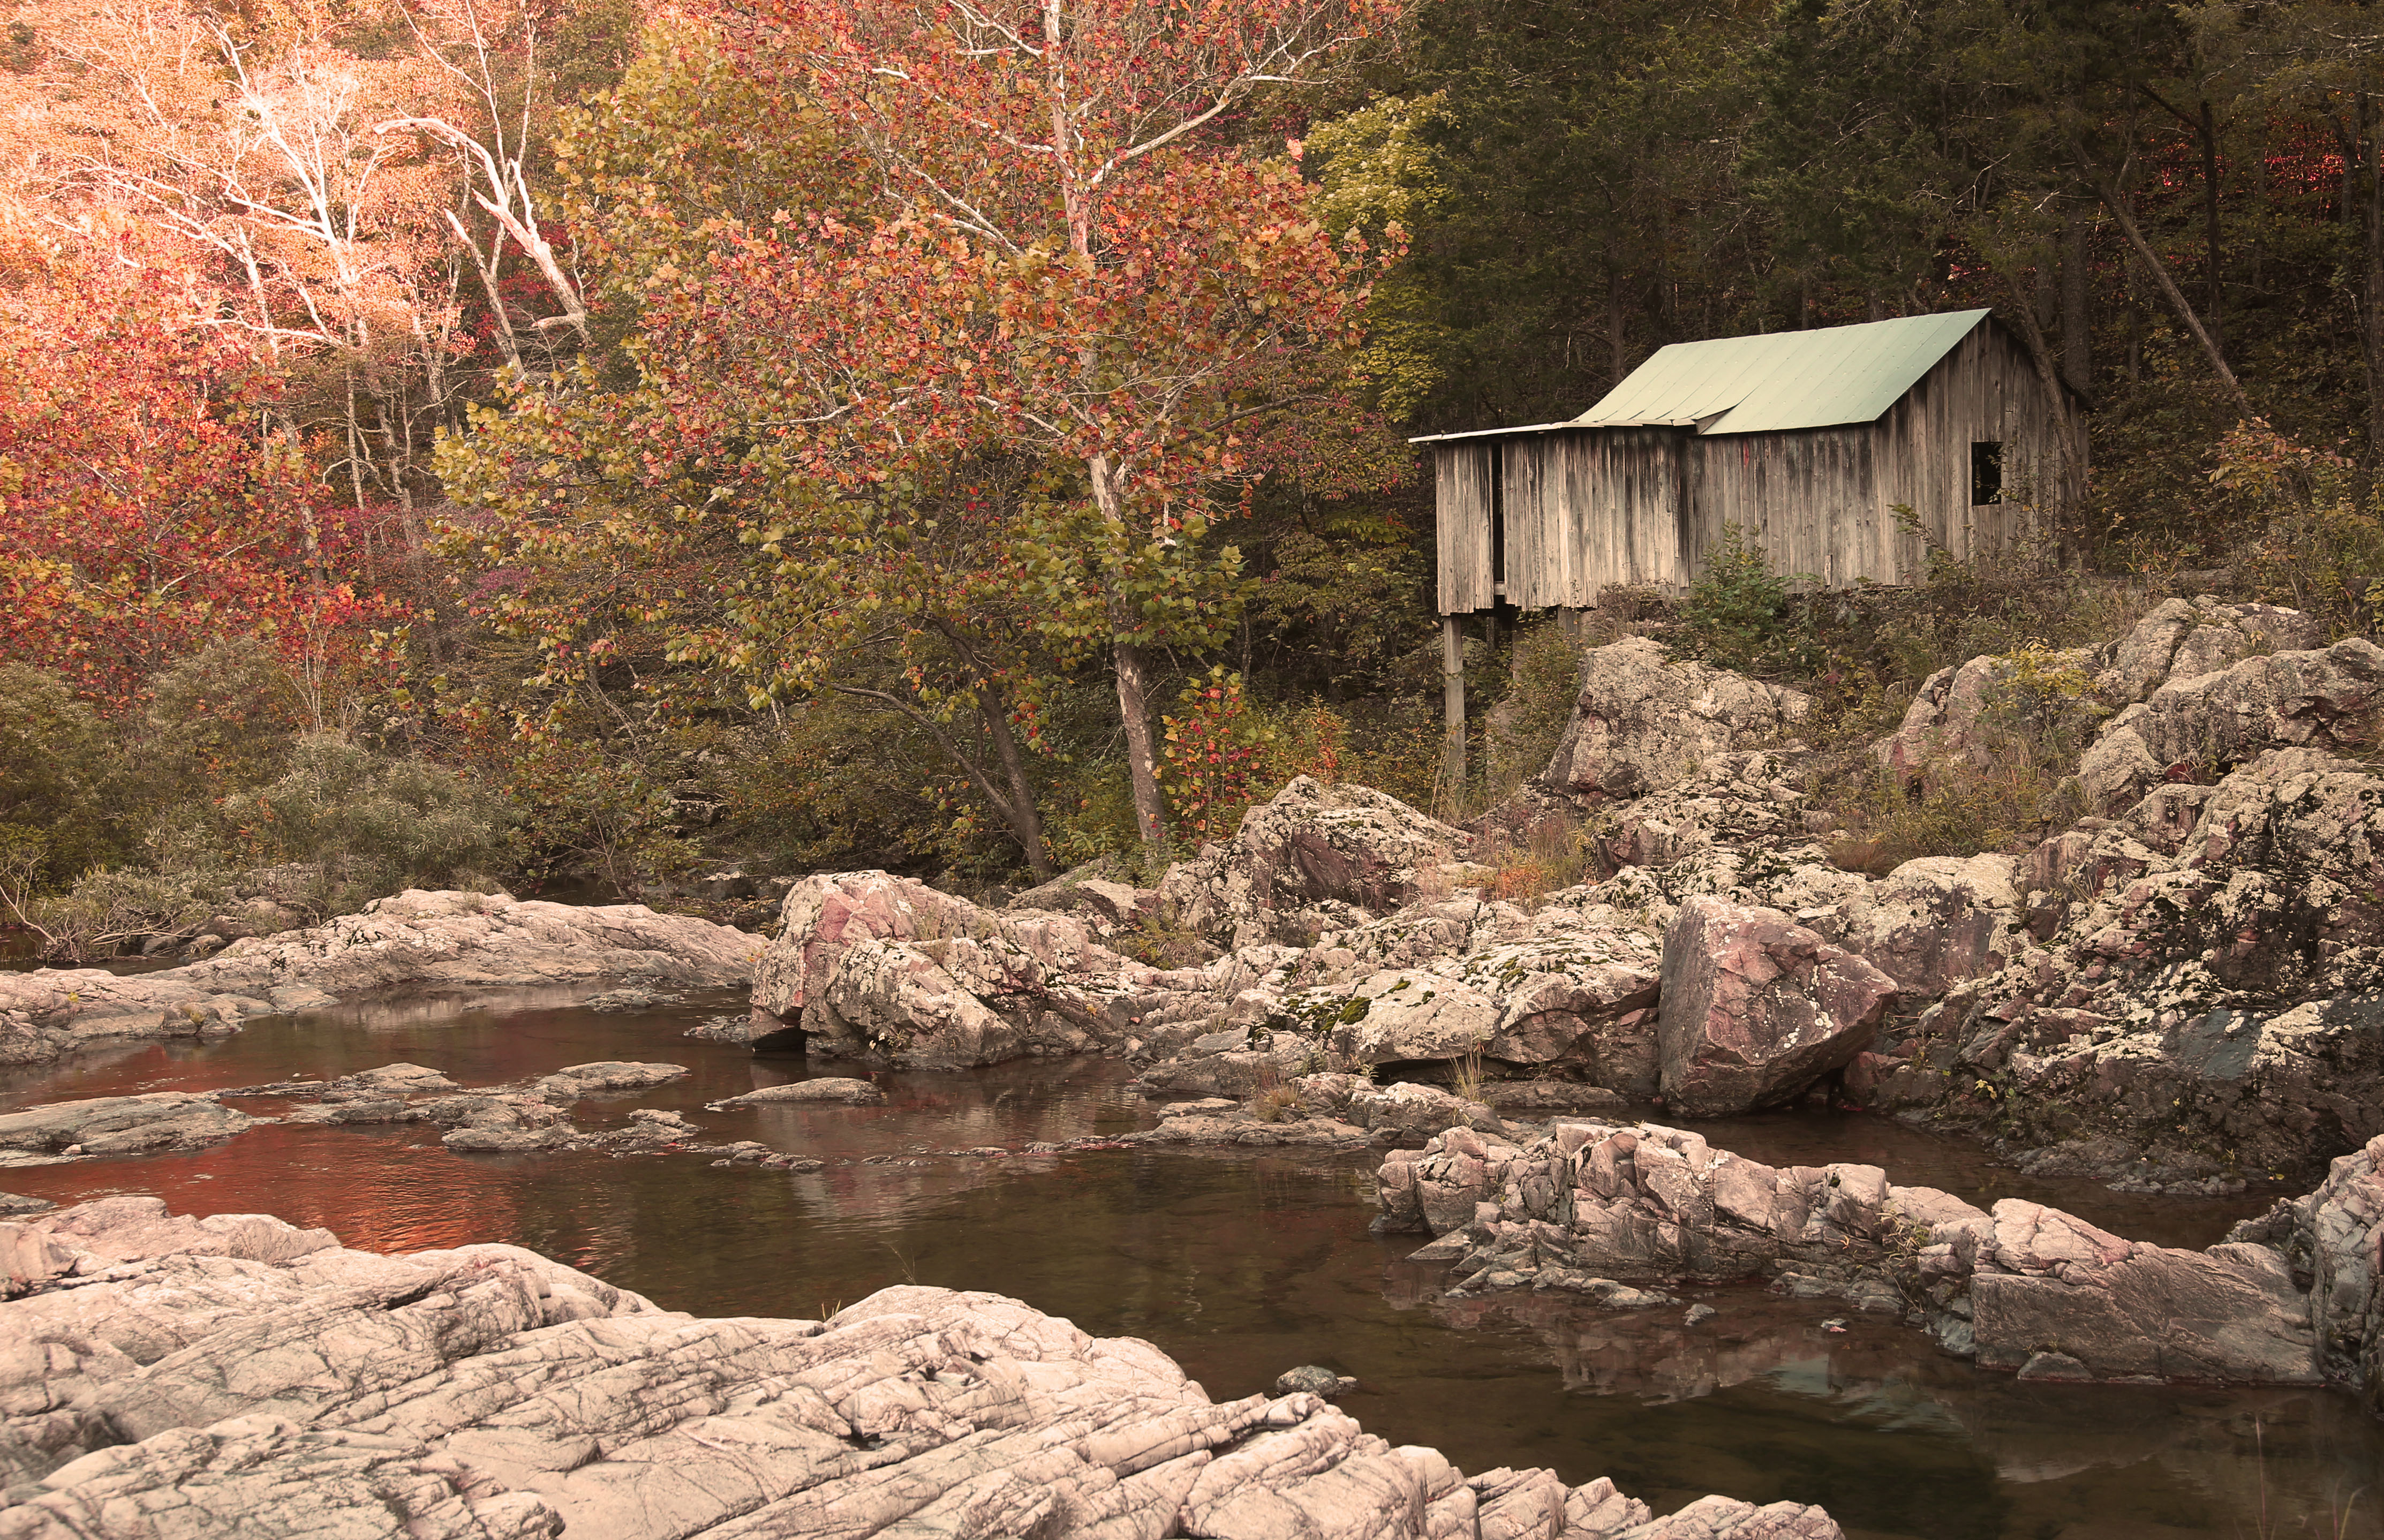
top-left (0, 274), bottom-right (389, 711)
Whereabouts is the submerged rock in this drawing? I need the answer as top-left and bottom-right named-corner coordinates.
top-left (0, 890), bottom-right (760, 1066)
top-left (533, 1061), bottom-right (690, 1100)
top-left (0, 1197), bottom-right (1827, 1538)
top-left (706, 1078), bottom-right (887, 1108)
top-left (1272, 1364), bottom-right (1357, 1400)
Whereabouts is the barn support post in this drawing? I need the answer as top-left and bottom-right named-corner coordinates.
top-left (1440, 614), bottom-right (1466, 807)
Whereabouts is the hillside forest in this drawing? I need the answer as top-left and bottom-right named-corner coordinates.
top-left (6, 0), bottom-right (2384, 955)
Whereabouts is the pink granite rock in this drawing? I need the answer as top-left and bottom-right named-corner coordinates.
top-left (1656, 898), bottom-right (1896, 1115)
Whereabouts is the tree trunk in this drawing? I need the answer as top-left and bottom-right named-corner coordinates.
top-left (2201, 99), bottom-right (2224, 363)
top-left (2081, 154), bottom-right (2251, 417)
top-left (2061, 208), bottom-right (2093, 398)
top-left (2365, 94), bottom-right (2384, 464)
top-left (1087, 454), bottom-right (1168, 848)
top-left (1996, 267), bottom-right (2089, 525)
top-left (1607, 266), bottom-right (1627, 388)
top-left (1111, 630), bottom-right (1167, 847)
top-left (977, 700), bottom-right (1055, 879)
top-left (836, 685), bottom-right (1051, 873)
top-left (1439, 615), bottom-right (1465, 811)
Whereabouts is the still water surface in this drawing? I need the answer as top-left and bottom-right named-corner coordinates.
top-left (1, 987), bottom-right (2377, 1540)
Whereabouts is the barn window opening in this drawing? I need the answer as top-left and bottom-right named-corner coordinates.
top-left (1489, 443), bottom-right (1506, 590)
top-left (1971, 441), bottom-right (2003, 505)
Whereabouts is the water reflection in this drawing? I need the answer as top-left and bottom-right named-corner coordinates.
top-left (0, 988), bottom-right (2373, 1538)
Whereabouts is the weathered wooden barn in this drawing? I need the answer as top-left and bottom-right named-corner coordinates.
top-left (1413, 308), bottom-right (2083, 786)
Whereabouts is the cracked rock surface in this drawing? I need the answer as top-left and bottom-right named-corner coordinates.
top-left (0, 1197), bottom-right (1840, 1539)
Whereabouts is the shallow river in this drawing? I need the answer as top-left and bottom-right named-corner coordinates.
top-left (2, 987), bottom-right (2378, 1540)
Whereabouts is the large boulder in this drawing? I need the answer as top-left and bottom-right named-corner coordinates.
top-left (0, 890), bottom-right (762, 1067)
top-left (1872, 599), bottom-right (2328, 789)
top-left (2093, 595), bottom-right (2328, 706)
top-left (750, 871), bottom-right (1167, 1068)
top-left (1869, 650), bottom-right (2087, 785)
top-left (2255, 1133), bottom-right (2384, 1413)
top-left (1156, 777), bottom-right (1478, 949)
top-left (1594, 750), bottom-right (1823, 872)
top-left (1179, 904), bottom-right (1664, 1093)
top-left (2077, 636), bottom-right (2384, 811)
top-left (1656, 897), bottom-right (1896, 1115)
top-left (1967, 1206), bottom-right (2318, 1384)
top-left (1835, 855), bottom-right (2023, 1000)
top-left (1542, 637), bottom-right (1812, 801)
top-left (0, 1197), bottom-right (1808, 1540)
top-left (1875, 749), bottom-right (2384, 1181)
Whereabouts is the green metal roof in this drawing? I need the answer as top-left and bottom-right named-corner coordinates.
top-left (1571, 308), bottom-right (1991, 435)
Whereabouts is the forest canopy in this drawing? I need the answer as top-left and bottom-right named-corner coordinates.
top-left (5, 0), bottom-right (2383, 946)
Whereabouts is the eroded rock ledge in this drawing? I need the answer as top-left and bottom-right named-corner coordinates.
top-left (0, 890), bottom-right (763, 1067)
top-left (0, 1197), bottom-right (1840, 1539)
top-left (1377, 1121), bottom-right (2384, 1410)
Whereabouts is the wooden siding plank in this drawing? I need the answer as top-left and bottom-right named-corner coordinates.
top-left (1435, 446), bottom-right (1497, 613)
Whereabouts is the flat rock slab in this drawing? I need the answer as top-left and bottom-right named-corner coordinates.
top-left (0, 1196), bottom-right (1838, 1539)
top-left (0, 1093), bottom-right (253, 1159)
top-left (534, 1062), bottom-right (690, 1100)
top-left (1378, 1118), bottom-right (2347, 1392)
top-left (707, 1078), bottom-right (887, 1108)
top-left (0, 889), bottom-right (762, 1066)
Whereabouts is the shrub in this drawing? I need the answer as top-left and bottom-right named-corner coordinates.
top-left (1250, 1083), bottom-right (1307, 1123)
top-left (1674, 525), bottom-right (1823, 677)
top-left (1819, 643), bottom-right (2099, 871)
top-left (1479, 617), bottom-right (1587, 803)
top-left (2211, 419), bottom-right (2384, 637)
top-left (223, 735), bottom-right (515, 911)
top-left (1482, 817), bottom-right (1602, 906)
top-left (0, 664), bottom-right (133, 884)
top-left (1160, 667), bottom-right (1270, 841)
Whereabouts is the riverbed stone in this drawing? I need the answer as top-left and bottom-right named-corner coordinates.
top-left (706, 1078), bottom-right (887, 1108)
top-left (0, 1200), bottom-right (1804, 1540)
top-left (1346, 1081), bottom-right (1499, 1141)
top-left (533, 1062), bottom-right (690, 1100)
top-left (1657, 898), bottom-right (1896, 1115)
top-left (0, 890), bottom-right (761, 1067)
top-left (0, 1093), bottom-right (253, 1159)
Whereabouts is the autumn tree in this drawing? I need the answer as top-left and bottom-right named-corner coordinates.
top-left (0, 261), bottom-right (383, 714)
top-left (690, 0), bottom-right (1401, 849)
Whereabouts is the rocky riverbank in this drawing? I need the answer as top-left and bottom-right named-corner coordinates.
top-left (736, 595), bottom-right (2384, 1197)
top-left (0, 890), bottom-right (761, 1068)
top-left (0, 1196), bottom-right (1842, 1539)
top-left (1374, 1118), bottom-right (2384, 1410)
